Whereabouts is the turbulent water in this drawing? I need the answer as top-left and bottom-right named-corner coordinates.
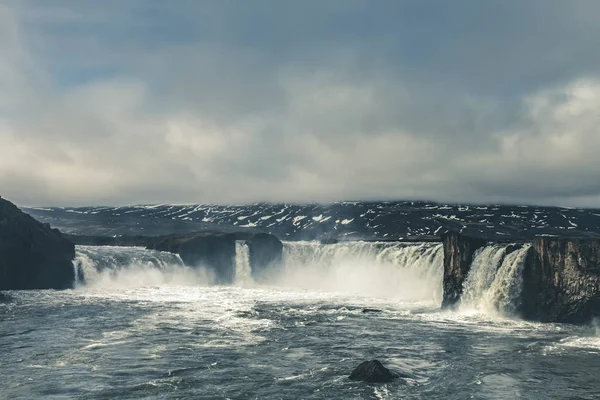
top-left (460, 244), bottom-right (532, 316)
top-left (2, 242), bottom-right (600, 399)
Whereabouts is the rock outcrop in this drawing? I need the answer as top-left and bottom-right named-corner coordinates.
top-left (441, 231), bottom-right (487, 308)
top-left (0, 197), bottom-right (75, 290)
top-left (440, 231), bottom-right (600, 323)
top-left (348, 360), bottom-right (399, 383)
top-left (148, 233), bottom-right (236, 284)
top-left (521, 237), bottom-right (600, 323)
top-left (245, 233), bottom-right (283, 282)
top-left (66, 230), bottom-right (283, 285)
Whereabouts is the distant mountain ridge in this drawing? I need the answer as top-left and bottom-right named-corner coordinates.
top-left (25, 201), bottom-right (600, 241)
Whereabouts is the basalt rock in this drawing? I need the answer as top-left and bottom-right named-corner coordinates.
top-left (441, 231), bottom-right (487, 308)
top-left (349, 360), bottom-right (398, 383)
top-left (148, 233), bottom-right (236, 284)
top-left (245, 233), bottom-right (283, 282)
top-left (521, 237), bottom-right (600, 323)
top-left (320, 238), bottom-right (339, 245)
top-left (0, 197), bottom-right (75, 290)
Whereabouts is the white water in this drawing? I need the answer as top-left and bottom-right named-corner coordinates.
top-left (73, 241), bottom-right (533, 316)
top-left (235, 241), bottom-right (253, 286)
top-left (274, 241), bottom-right (444, 303)
top-left (72, 246), bottom-right (214, 288)
top-left (73, 242), bottom-right (444, 304)
top-left (461, 244), bottom-right (532, 315)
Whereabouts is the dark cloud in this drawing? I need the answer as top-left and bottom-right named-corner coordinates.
top-left (1, 1), bottom-right (600, 207)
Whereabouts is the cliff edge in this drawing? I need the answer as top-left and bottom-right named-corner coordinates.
top-left (0, 197), bottom-right (75, 290)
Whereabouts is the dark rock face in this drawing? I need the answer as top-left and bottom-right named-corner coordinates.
top-left (0, 198), bottom-right (75, 290)
top-left (320, 238), bottom-right (339, 245)
top-left (148, 233), bottom-right (236, 284)
top-left (245, 233), bottom-right (283, 282)
top-left (441, 231), bottom-right (487, 308)
top-left (348, 360), bottom-right (398, 383)
top-left (521, 237), bottom-right (600, 323)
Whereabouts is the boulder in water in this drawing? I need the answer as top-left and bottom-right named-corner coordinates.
top-left (0, 197), bottom-right (75, 290)
top-left (441, 231), bottom-right (487, 308)
top-left (362, 308), bottom-right (383, 313)
top-left (349, 360), bottom-right (398, 383)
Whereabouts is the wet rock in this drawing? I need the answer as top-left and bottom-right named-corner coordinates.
top-left (320, 238), bottom-right (339, 245)
top-left (362, 308), bottom-right (383, 313)
top-left (441, 231), bottom-right (487, 308)
top-left (0, 197), bottom-right (75, 290)
top-left (521, 237), bottom-right (600, 323)
top-left (148, 233), bottom-right (236, 284)
top-left (245, 233), bottom-right (283, 282)
top-left (349, 360), bottom-right (398, 383)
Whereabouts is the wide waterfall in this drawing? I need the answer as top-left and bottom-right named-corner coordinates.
top-left (73, 241), bottom-right (443, 299)
top-left (276, 241), bottom-right (444, 302)
top-left (72, 246), bottom-right (211, 288)
top-left (461, 244), bottom-right (532, 315)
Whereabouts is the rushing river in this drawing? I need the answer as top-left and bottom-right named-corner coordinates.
top-left (1, 242), bottom-right (600, 399)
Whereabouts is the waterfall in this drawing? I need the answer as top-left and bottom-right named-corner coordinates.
top-left (484, 244), bottom-right (531, 314)
top-left (235, 241), bottom-right (253, 286)
top-left (71, 245), bottom-right (209, 288)
top-left (461, 244), bottom-right (532, 314)
top-left (461, 245), bottom-right (510, 307)
top-left (277, 241), bottom-right (443, 302)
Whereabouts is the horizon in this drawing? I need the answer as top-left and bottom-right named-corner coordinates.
top-left (18, 197), bottom-right (600, 212)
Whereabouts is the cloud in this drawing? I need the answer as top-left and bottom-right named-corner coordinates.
top-left (1, 1), bottom-right (600, 207)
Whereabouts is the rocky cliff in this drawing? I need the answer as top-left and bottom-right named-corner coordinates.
top-left (245, 233), bottom-right (283, 282)
top-left (69, 231), bottom-right (284, 285)
top-left (521, 237), bottom-right (600, 323)
top-left (441, 231), bottom-right (487, 308)
top-left (441, 231), bottom-right (600, 323)
top-left (0, 197), bottom-right (75, 290)
top-left (148, 233), bottom-right (237, 284)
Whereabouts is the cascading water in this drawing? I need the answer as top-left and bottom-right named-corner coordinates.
top-left (72, 246), bottom-right (209, 288)
top-left (277, 241), bottom-right (443, 302)
top-left (484, 244), bottom-right (532, 314)
top-left (461, 244), bottom-right (532, 315)
top-left (235, 241), bottom-right (253, 286)
top-left (461, 245), bottom-right (510, 306)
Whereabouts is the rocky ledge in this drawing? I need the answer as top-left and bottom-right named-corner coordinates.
top-left (67, 231), bottom-right (284, 285)
top-left (441, 231), bottom-right (600, 323)
top-left (521, 237), bottom-right (600, 323)
top-left (440, 231), bottom-right (487, 309)
top-left (0, 197), bottom-right (75, 290)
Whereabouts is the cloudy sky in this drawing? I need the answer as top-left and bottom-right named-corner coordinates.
top-left (1, 1), bottom-right (600, 207)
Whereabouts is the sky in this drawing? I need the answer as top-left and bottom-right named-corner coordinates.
top-left (1, 0), bottom-right (600, 207)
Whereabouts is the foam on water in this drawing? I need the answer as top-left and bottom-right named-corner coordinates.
top-left (460, 244), bottom-right (532, 316)
top-left (274, 241), bottom-right (443, 303)
top-left (234, 241), bottom-right (253, 287)
top-left (73, 246), bottom-right (214, 288)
